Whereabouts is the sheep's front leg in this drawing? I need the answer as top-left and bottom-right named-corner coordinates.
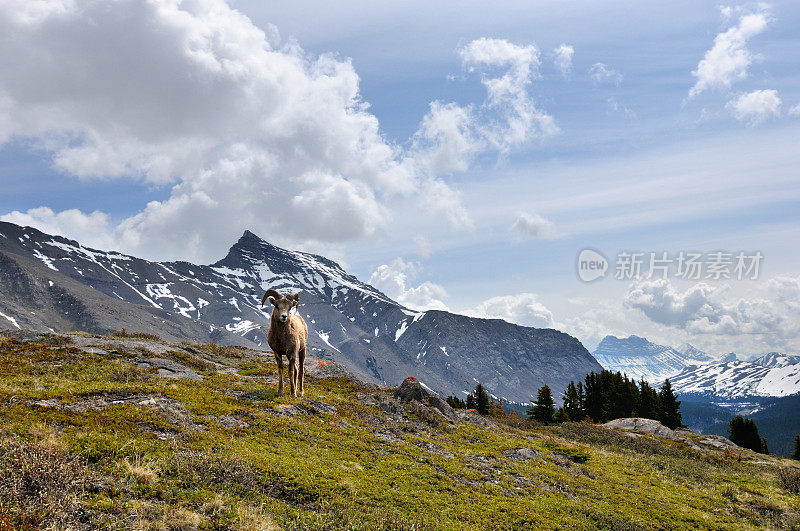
top-left (288, 353), bottom-right (297, 397)
top-left (274, 352), bottom-right (284, 395)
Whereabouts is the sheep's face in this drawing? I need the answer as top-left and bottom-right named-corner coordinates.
top-left (269, 296), bottom-right (298, 323)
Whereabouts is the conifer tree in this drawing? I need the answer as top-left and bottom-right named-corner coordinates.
top-left (474, 384), bottom-right (490, 415)
top-left (729, 416), bottom-right (767, 453)
top-left (554, 406), bottom-right (569, 423)
top-left (792, 435), bottom-right (800, 460)
top-left (446, 396), bottom-right (466, 409)
top-left (527, 385), bottom-right (555, 424)
top-left (563, 381), bottom-right (582, 420)
top-left (658, 379), bottom-right (682, 429)
top-left (466, 393), bottom-right (476, 410)
top-left (488, 399), bottom-right (507, 418)
top-left (636, 379), bottom-right (659, 420)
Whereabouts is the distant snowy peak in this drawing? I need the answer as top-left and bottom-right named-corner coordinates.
top-left (675, 343), bottom-right (715, 364)
top-left (592, 335), bottom-right (713, 383)
top-left (671, 355), bottom-right (800, 399)
top-left (752, 352), bottom-right (800, 369)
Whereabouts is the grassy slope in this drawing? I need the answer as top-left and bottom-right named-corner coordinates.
top-left (0, 332), bottom-right (798, 530)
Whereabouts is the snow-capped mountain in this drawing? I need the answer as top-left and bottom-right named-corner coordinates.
top-left (592, 335), bottom-right (715, 382)
top-left (0, 221), bottom-right (602, 403)
top-left (671, 355), bottom-right (800, 399)
top-left (752, 353), bottom-right (800, 368)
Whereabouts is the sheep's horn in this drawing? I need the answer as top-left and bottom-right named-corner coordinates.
top-left (261, 289), bottom-right (283, 306)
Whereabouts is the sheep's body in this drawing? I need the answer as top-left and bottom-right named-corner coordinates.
top-left (262, 290), bottom-right (308, 397)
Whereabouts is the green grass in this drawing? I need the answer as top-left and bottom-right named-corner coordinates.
top-left (0, 334), bottom-right (798, 530)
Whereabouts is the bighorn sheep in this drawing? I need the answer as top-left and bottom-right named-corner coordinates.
top-left (261, 289), bottom-right (308, 397)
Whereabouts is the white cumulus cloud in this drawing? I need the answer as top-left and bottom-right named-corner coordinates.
top-left (726, 89), bottom-right (781, 125)
top-left (0, 207), bottom-right (115, 250)
top-left (0, 2), bottom-right (554, 262)
top-left (623, 278), bottom-right (800, 347)
top-left (368, 258), bottom-right (449, 311)
top-left (467, 293), bottom-right (555, 328)
top-left (588, 62), bottom-right (622, 85)
top-left (688, 8), bottom-right (770, 98)
top-left (552, 44), bottom-right (574, 79)
top-left (511, 212), bottom-right (557, 239)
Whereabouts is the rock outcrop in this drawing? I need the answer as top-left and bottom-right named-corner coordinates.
top-left (394, 376), bottom-right (458, 422)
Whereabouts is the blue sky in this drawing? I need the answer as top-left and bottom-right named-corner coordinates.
top-left (1, 0), bottom-right (798, 355)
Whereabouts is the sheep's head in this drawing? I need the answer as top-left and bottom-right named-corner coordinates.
top-left (261, 290), bottom-right (299, 323)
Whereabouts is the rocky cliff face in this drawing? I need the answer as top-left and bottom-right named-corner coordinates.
top-left (0, 221), bottom-right (601, 403)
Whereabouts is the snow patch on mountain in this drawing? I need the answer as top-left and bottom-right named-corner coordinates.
top-left (671, 355), bottom-right (800, 399)
top-left (592, 335), bottom-right (715, 382)
top-left (0, 310), bottom-right (20, 329)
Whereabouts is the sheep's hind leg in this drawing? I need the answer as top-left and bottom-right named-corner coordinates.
top-left (274, 352), bottom-right (284, 395)
top-left (298, 347), bottom-right (306, 397)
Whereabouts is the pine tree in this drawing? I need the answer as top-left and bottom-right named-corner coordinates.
top-left (554, 406), bottom-right (570, 423)
top-left (474, 384), bottom-right (490, 415)
top-left (658, 379), bottom-right (682, 429)
top-left (446, 396), bottom-right (466, 409)
top-left (465, 393), bottom-right (476, 410)
top-left (761, 437), bottom-right (769, 455)
top-left (792, 435), bottom-right (800, 460)
top-left (636, 379), bottom-right (659, 420)
top-left (527, 385), bottom-right (555, 424)
top-left (729, 416), bottom-right (767, 453)
top-left (583, 372), bottom-right (602, 422)
top-left (563, 381), bottom-right (582, 420)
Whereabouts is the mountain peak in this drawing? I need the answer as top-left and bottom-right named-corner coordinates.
top-left (215, 229), bottom-right (283, 267)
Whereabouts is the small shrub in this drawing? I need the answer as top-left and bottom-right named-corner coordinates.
top-left (236, 505), bottom-right (280, 531)
top-left (111, 328), bottom-right (161, 341)
top-left (165, 350), bottom-right (216, 372)
top-left (123, 457), bottom-right (159, 485)
top-left (777, 468), bottom-right (800, 494)
top-left (111, 365), bottom-right (154, 383)
top-left (542, 440), bottom-right (590, 464)
top-left (0, 437), bottom-right (90, 528)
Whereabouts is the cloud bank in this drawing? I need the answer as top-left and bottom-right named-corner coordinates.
top-left (624, 278), bottom-right (800, 346)
top-left (0, 1), bottom-right (555, 262)
top-left (468, 293), bottom-right (555, 328)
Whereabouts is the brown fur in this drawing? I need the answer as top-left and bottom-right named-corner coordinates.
top-left (262, 290), bottom-right (308, 397)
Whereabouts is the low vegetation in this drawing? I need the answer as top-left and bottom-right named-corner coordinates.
top-left (110, 328), bottom-right (162, 341)
top-left (0, 332), bottom-right (799, 530)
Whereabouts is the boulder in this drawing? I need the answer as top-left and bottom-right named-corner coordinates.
top-left (394, 377), bottom-right (458, 421)
top-left (696, 434), bottom-right (739, 450)
top-left (136, 357), bottom-right (202, 380)
top-left (603, 418), bottom-right (678, 440)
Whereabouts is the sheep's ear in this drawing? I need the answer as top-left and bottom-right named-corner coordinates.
top-left (291, 293), bottom-right (300, 307)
